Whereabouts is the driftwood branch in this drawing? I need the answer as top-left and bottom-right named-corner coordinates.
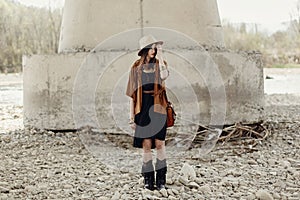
top-left (191, 121), bottom-right (270, 152)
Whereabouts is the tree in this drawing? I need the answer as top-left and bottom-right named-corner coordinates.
top-left (290, 0), bottom-right (300, 35)
top-left (0, 0), bottom-right (62, 73)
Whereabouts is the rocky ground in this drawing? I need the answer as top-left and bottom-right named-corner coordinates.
top-left (0, 73), bottom-right (299, 199)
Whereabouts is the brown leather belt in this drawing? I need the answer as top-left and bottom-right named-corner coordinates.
top-left (143, 90), bottom-right (155, 94)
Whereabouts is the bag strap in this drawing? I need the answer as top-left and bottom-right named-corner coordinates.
top-left (163, 89), bottom-right (168, 102)
top-left (154, 88), bottom-right (165, 96)
top-left (164, 90), bottom-right (172, 106)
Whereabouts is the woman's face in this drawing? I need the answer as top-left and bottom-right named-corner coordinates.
top-left (147, 44), bottom-right (156, 59)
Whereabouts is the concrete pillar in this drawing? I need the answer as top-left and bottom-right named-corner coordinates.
top-left (58, 0), bottom-right (141, 52)
top-left (58, 0), bottom-right (224, 53)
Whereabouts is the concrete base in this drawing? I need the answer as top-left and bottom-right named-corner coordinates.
top-left (23, 53), bottom-right (86, 129)
top-left (23, 50), bottom-right (264, 130)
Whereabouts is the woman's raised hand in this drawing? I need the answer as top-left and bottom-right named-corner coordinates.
top-left (156, 44), bottom-right (163, 59)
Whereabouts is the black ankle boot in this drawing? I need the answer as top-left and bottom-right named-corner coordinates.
top-left (155, 159), bottom-right (167, 190)
top-left (141, 160), bottom-right (155, 191)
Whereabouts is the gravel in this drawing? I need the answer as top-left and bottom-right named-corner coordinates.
top-left (0, 73), bottom-right (299, 199)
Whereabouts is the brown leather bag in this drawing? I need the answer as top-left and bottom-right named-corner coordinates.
top-left (164, 91), bottom-right (176, 127)
top-left (166, 101), bottom-right (176, 127)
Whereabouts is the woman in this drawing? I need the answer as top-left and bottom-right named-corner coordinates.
top-left (126, 35), bottom-right (170, 190)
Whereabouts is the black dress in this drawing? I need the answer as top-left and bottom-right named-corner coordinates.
top-left (133, 69), bottom-right (167, 149)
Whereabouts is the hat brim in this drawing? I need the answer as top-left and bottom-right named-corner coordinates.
top-left (138, 41), bottom-right (163, 56)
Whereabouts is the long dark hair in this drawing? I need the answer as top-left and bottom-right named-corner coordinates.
top-left (139, 44), bottom-right (157, 66)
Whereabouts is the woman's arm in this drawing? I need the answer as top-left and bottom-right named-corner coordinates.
top-left (159, 60), bottom-right (169, 80)
top-left (129, 98), bottom-right (136, 130)
top-left (129, 98), bottom-right (135, 122)
top-left (156, 44), bottom-right (169, 80)
top-left (126, 62), bottom-right (138, 130)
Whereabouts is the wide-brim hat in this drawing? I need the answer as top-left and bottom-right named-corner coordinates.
top-left (138, 35), bottom-right (163, 56)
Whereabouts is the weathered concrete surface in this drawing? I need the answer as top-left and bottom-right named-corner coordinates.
top-left (58, 0), bottom-right (224, 53)
top-left (24, 0), bottom-right (263, 130)
top-left (142, 0), bottom-right (223, 47)
top-left (58, 0), bottom-right (141, 53)
top-left (23, 53), bottom-right (86, 129)
top-left (23, 50), bottom-right (263, 130)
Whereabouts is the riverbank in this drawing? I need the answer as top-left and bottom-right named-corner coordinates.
top-left (0, 71), bottom-right (299, 199)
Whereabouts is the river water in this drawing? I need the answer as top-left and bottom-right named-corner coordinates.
top-left (0, 74), bottom-right (23, 105)
top-left (264, 68), bottom-right (300, 94)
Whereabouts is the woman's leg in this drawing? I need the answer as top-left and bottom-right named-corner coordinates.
top-left (141, 139), bottom-right (154, 190)
top-left (155, 139), bottom-right (167, 190)
top-left (142, 139), bottom-right (153, 162)
top-left (155, 139), bottom-right (166, 161)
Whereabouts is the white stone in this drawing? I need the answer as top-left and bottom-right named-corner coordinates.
top-left (273, 193), bottom-right (281, 199)
top-left (255, 190), bottom-right (274, 200)
top-left (280, 161), bottom-right (291, 168)
top-left (166, 178), bottom-right (175, 185)
top-left (160, 188), bottom-right (168, 197)
top-left (180, 163), bottom-right (196, 180)
top-left (178, 176), bottom-right (189, 186)
top-left (111, 191), bottom-right (121, 200)
top-left (268, 159), bottom-right (276, 165)
top-left (194, 177), bottom-right (204, 184)
top-left (167, 189), bottom-right (174, 196)
top-left (0, 182), bottom-right (9, 188)
top-left (199, 185), bottom-right (211, 193)
top-left (99, 197), bottom-right (110, 200)
top-left (168, 196), bottom-right (177, 200)
top-left (172, 188), bottom-right (180, 195)
top-left (121, 194), bottom-right (129, 200)
top-left (188, 182), bottom-right (200, 189)
top-left (248, 160), bottom-right (258, 165)
top-left (153, 190), bottom-right (162, 197)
